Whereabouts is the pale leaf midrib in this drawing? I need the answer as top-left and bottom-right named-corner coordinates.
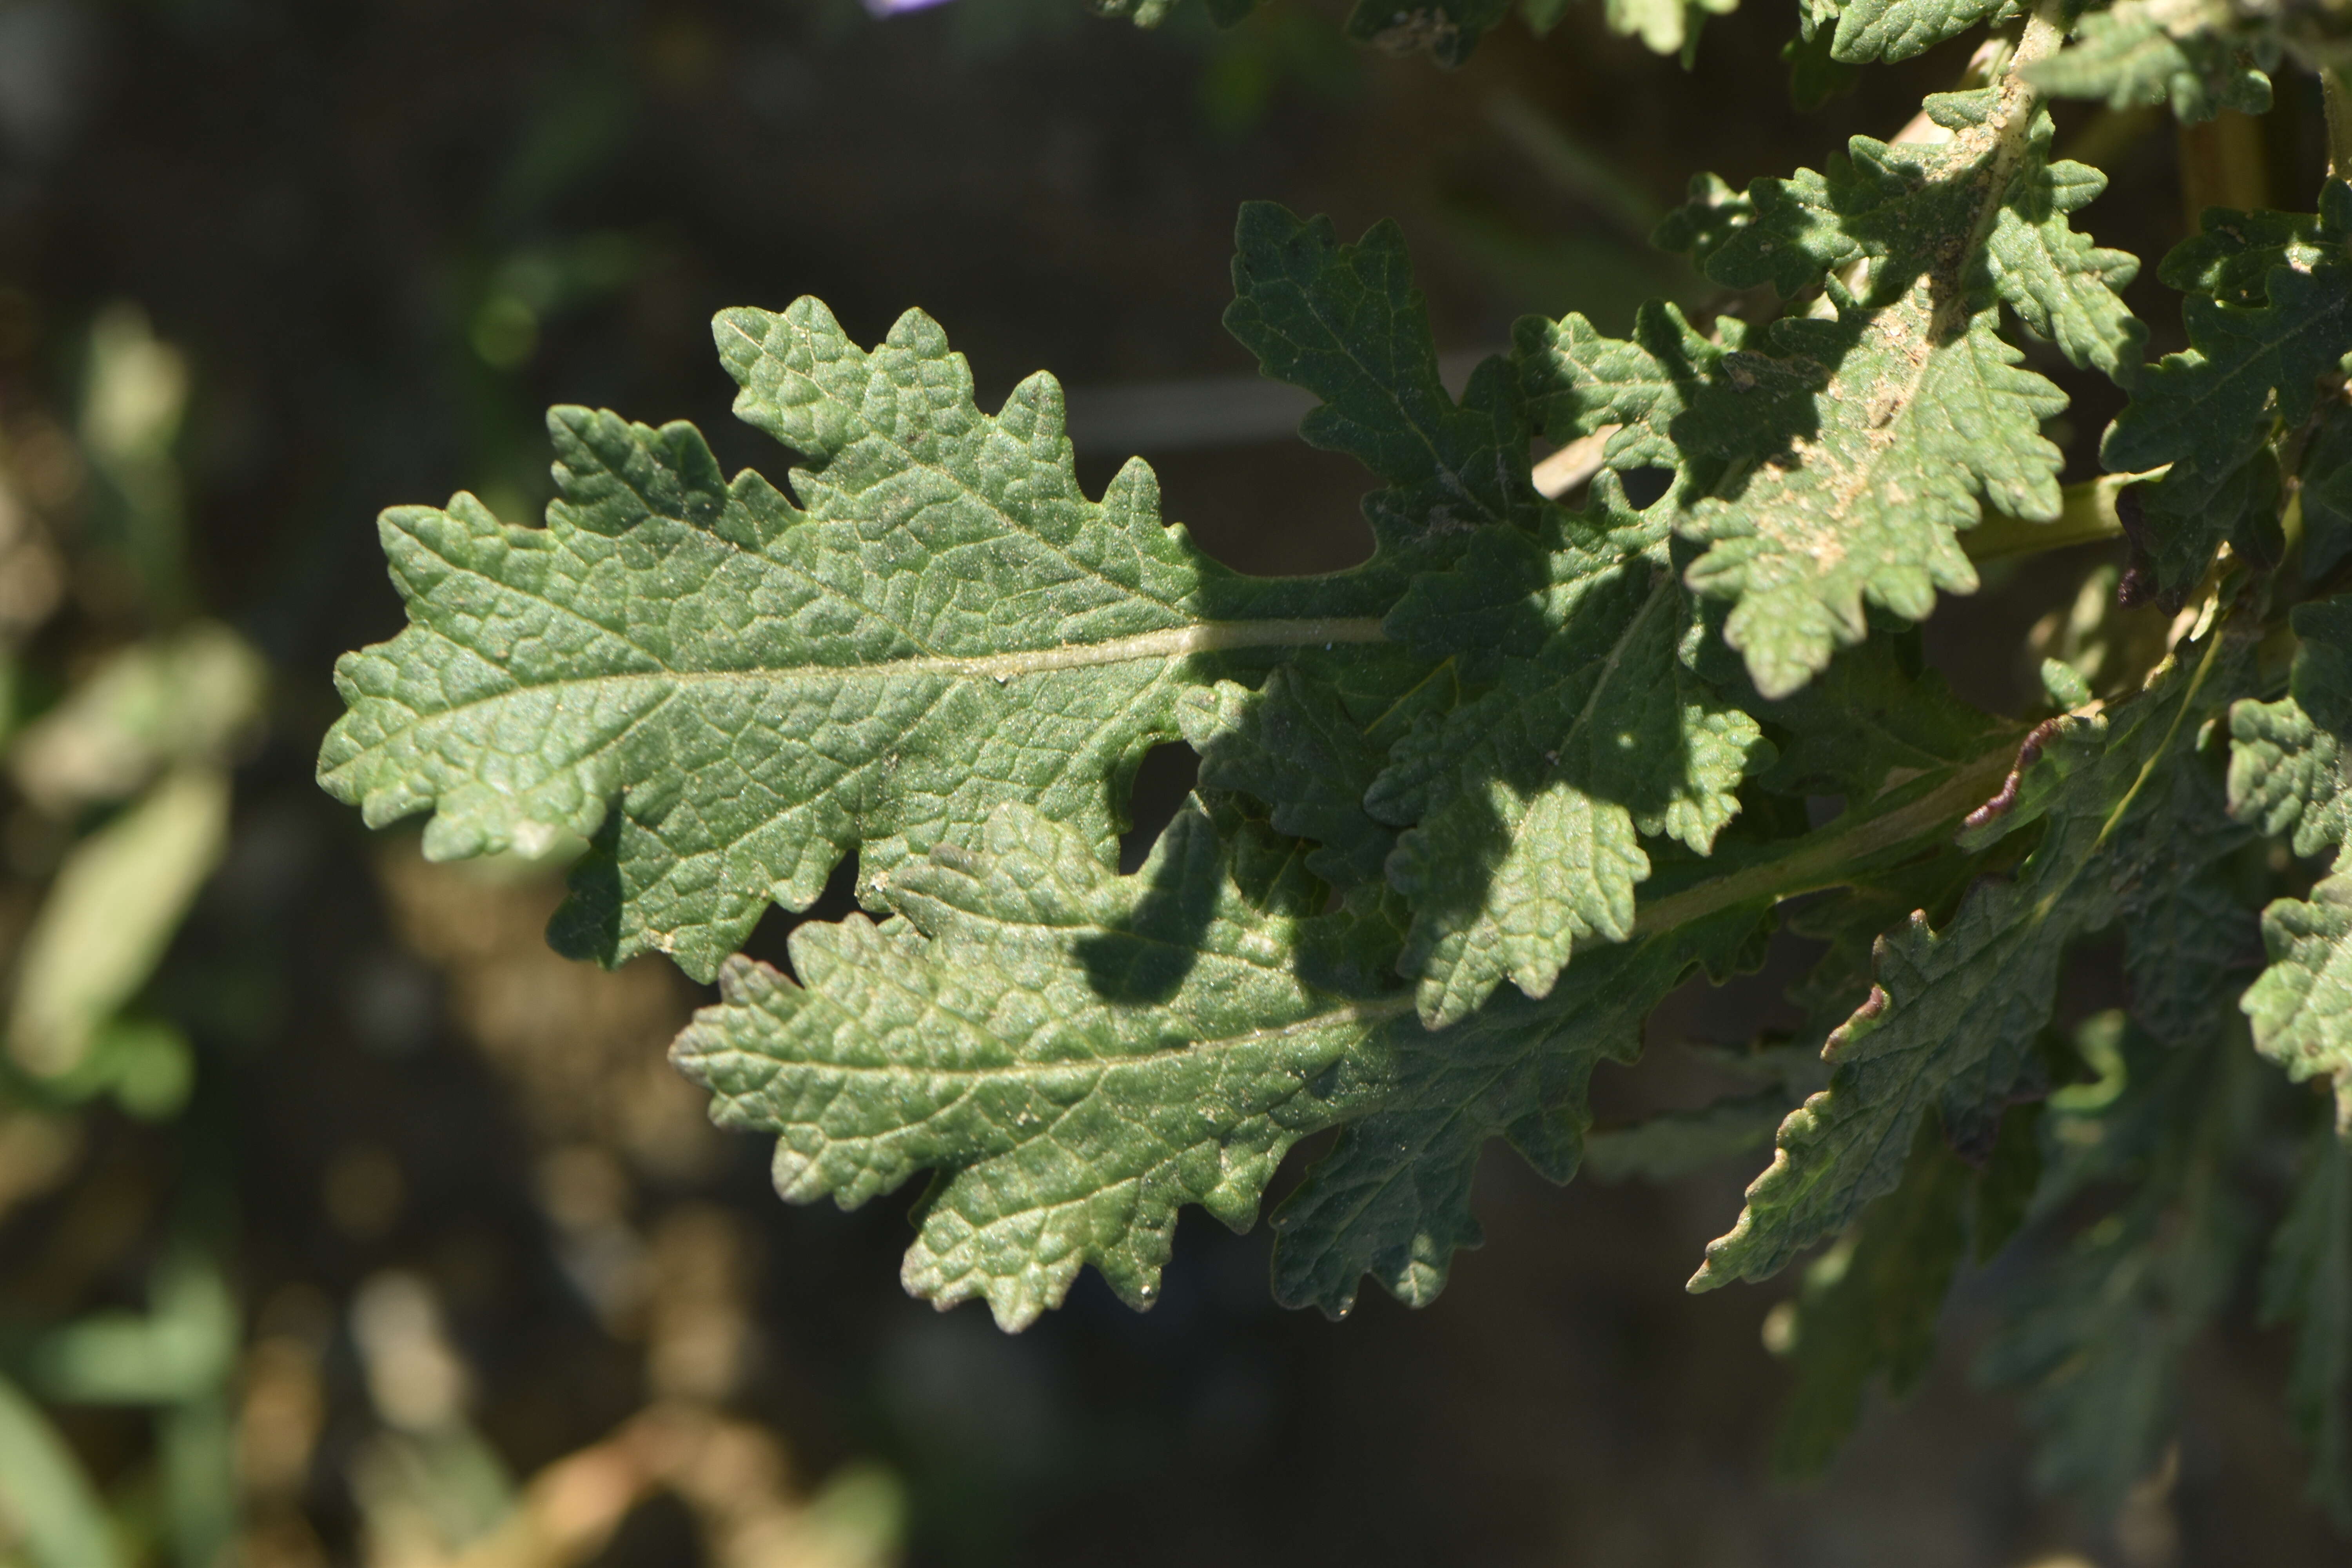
top-left (374, 617), bottom-right (1391, 731)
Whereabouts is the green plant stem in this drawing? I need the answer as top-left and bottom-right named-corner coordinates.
top-left (1633, 742), bottom-right (2021, 939)
top-left (1967, 472), bottom-right (2155, 561)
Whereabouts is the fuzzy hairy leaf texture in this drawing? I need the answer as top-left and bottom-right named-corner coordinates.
top-left (2026, 0), bottom-right (2273, 122)
top-left (2232, 599), bottom-right (2352, 1121)
top-left (1267, 906), bottom-right (1762, 1314)
top-left (1696, 628), bottom-right (2253, 1288)
top-left (2107, 185), bottom-right (2352, 607)
top-left (1184, 644), bottom-right (1761, 1314)
top-left (319, 298), bottom-right (1388, 981)
top-left (675, 797), bottom-right (1744, 1326)
top-left (673, 802), bottom-right (1382, 1329)
top-left (1531, 81), bottom-right (2137, 699)
top-left (1802, 0), bottom-right (2007, 64)
top-left (1223, 203), bottom-right (1536, 557)
top-left (1365, 480), bottom-right (1768, 1025)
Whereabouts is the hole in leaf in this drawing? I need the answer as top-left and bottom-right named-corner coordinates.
top-left (1119, 742), bottom-right (1200, 873)
top-left (1617, 466), bottom-right (1675, 508)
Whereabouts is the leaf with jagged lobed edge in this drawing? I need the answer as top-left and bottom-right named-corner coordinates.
top-left (672, 792), bottom-right (1745, 1327)
top-left (2027, 0), bottom-right (2273, 123)
top-left (319, 296), bottom-right (1394, 982)
top-left (1271, 903), bottom-right (1768, 1314)
top-left (2263, 1125), bottom-right (2352, 1526)
top-left (1223, 202), bottom-right (1537, 559)
top-left (1182, 609), bottom-right (1768, 1311)
top-left (2232, 598), bottom-right (2352, 1122)
top-left (1656, 94), bottom-right (2143, 383)
top-left (2105, 185), bottom-right (2352, 608)
top-left (1179, 659), bottom-right (1454, 892)
top-left (1695, 626), bottom-right (2254, 1289)
top-left (1798, 0), bottom-right (2006, 64)
top-left (671, 799), bottom-right (1379, 1329)
top-left (1978, 1015), bottom-right (2258, 1514)
top-left (1363, 475), bottom-right (1769, 1026)
top-left (1529, 82), bottom-right (2137, 699)
top-left (2229, 601), bottom-right (2352, 862)
top-left (2120, 710), bottom-right (2261, 1045)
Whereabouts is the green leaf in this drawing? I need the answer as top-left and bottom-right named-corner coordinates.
top-left (1773, 1120), bottom-right (1972, 1477)
top-left (1783, 25), bottom-right (1862, 111)
top-left (1535, 85), bottom-right (2134, 698)
top-left (2232, 598), bottom-right (2352, 1120)
top-left (0, 1371), bottom-right (118, 1568)
top-left (1269, 907), bottom-right (1761, 1314)
top-left (1818, 0), bottom-right (2005, 64)
top-left (2243, 880), bottom-right (2352, 1125)
top-left (2229, 603), bottom-right (2352, 864)
top-left (1982, 152), bottom-right (2147, 384)
top-left (6, 622), bottom-right (264, 815)
top-left (6, 768), bottom-right (230, 1079)
top-left (673, 801), bottom-right (1370, 1328)
top-left (1180, 661), bottom-right (1443, 891)
top-left (1223, 203), bottom-right (1537, 554)
top-left (2159, 205), bottom-right (2336, 308)
top-left (1695, 628), bottom-right (2249, 1288)
top-left (676, 791), bottom-right (1766, 1326)
top-left (1366, 481), bottom-right (1768, 1025)
top-left (2026, 0), bottom-right (2272, 123)
top-left (2263, 1125), bottom-right (2352, 1526)
top-left (2104, 185), bottom-right (2352, 606)
top-left (319, 303), bottom-right (1390, 981)
top-left (1657, 94), bottom-right (2142, 384)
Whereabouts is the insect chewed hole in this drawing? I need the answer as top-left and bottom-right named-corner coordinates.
top-left (1617, 466), bottom-right (1675, 508)
top-left (734, 852), bottom-right (862, 984)
top-left (1119, 742), bottom-right (1201, 873)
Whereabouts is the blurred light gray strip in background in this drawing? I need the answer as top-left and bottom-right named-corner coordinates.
top-left (1062, 350), bottom-right (1497, 454)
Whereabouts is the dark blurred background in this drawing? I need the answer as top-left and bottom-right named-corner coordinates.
top-left (0, 1), bottom-right (2343, 1564)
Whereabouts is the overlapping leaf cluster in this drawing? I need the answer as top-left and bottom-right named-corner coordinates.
top-left (323, 9), bottom-right (2352, 1528)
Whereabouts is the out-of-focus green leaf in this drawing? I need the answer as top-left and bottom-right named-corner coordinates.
top-left (0, 1370), bottom-right (118, 1568)
top-left (6, 767), bottom-right (230, 1078)
top-left (7, 622), bottom-right (263, 813)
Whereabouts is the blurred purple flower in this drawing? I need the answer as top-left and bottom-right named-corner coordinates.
top-left (863, 0), bottom-right (959, 13)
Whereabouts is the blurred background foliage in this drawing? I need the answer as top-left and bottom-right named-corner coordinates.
top-left (0, 0), bottom-right (2343, 1564)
